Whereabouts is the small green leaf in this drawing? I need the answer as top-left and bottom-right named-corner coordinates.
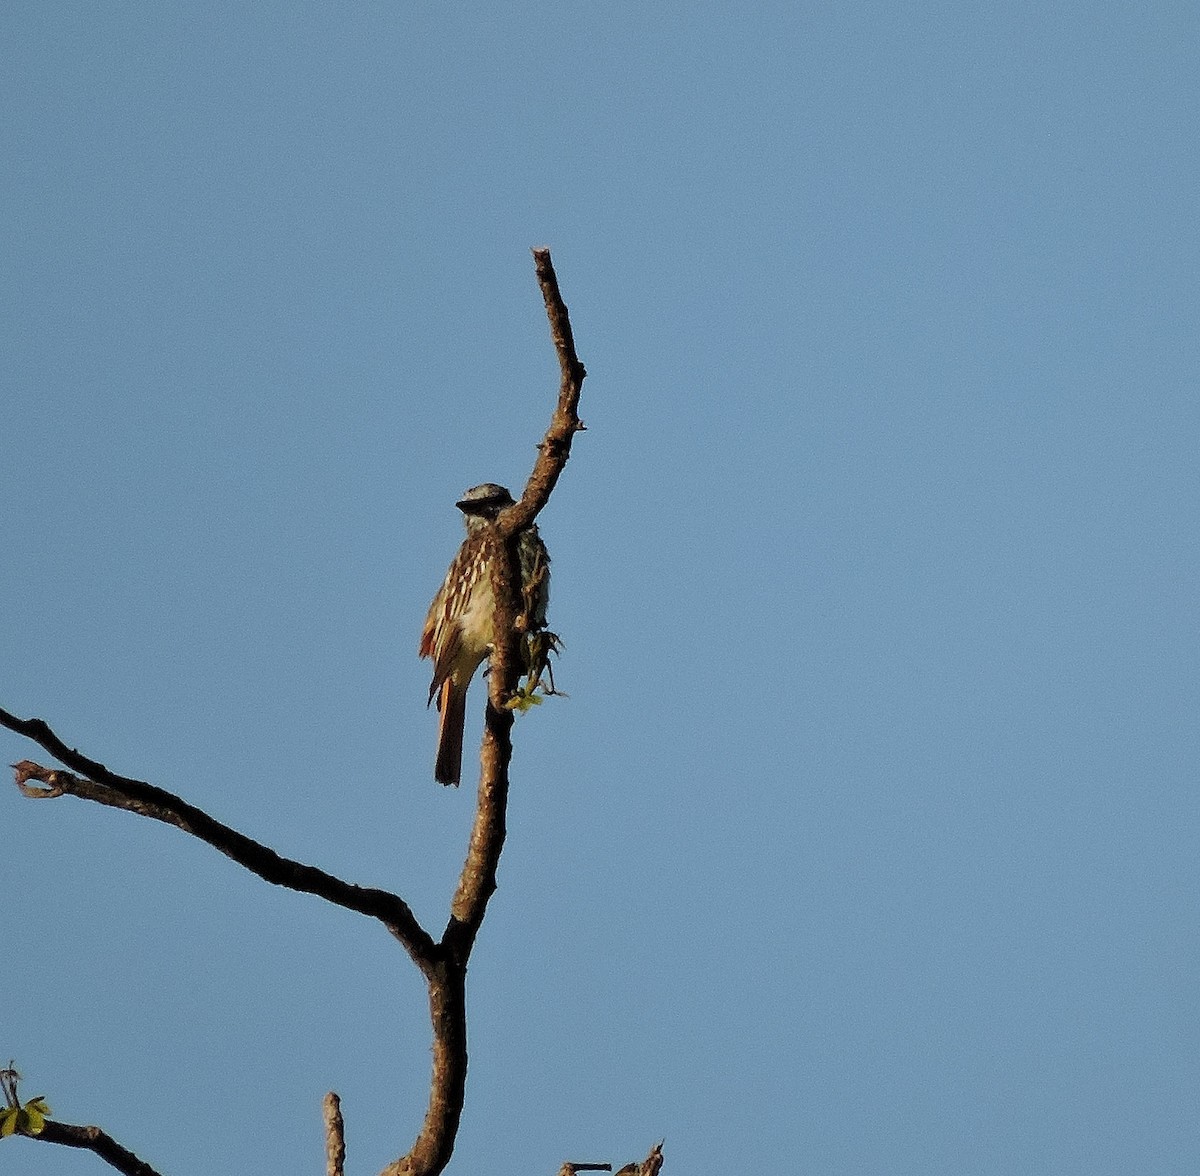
top-left (25, 1098), bottom-right (51, 1117)
top-left (21, 1105), bottom-right (46, 1135)
top-left (505, 686), bottom-right (544, 713)
top-left (0, 1108), bottom-right (17, 1139)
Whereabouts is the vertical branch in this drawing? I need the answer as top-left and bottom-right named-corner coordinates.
top-left (444, 528), bottom-right (519, 950)
top-left (382, 959), bottom-right (467, 1176)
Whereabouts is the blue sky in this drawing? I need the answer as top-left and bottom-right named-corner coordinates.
top-left (3, 4), bottom-right (1198, 1174)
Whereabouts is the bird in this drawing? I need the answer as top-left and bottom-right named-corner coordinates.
top-left (420, 483), bottom-right (550, 785)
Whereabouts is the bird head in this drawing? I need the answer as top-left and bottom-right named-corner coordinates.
top-left (456, 483), bottom-right (516, 525)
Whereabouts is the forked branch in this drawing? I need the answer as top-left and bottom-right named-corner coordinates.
top-left (560, 1141), bottom-right (664, 1176)
top-left (4, 249), bottom-right (591, 1176)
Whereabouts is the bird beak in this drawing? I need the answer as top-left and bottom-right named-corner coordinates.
top-left (457, 494), bottom-right (512, 513)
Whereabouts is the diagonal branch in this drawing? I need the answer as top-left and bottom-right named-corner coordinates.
top-left (31, 1120), bottom-right (164, 1176)
top-left (501, 247), bottom-right (588, 539)
top-left (3, 718), bottom-right (436, 968)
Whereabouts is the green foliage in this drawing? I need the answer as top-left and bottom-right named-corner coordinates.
top-left (0, 1097), bottom-right (51, 1138)
top-left (505, 684), bottom-right (545, 713)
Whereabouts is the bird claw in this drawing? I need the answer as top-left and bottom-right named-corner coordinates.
top-left (516, 629), bottom-right (567, 703)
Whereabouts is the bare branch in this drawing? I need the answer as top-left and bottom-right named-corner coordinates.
top-left (559, 1164), bottom-right (613, 1175)
top-left (323, 1092), bottom-right (345, 1176)
top-left (5, 750), bottom-right (436, 968)
top-left (30, 1120), bottom-right (164, 1176)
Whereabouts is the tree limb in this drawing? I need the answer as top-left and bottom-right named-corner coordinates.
top-left (4, 748), bottom-right (435, 968)
top-left (389, 248), bottom-right (587, 1175)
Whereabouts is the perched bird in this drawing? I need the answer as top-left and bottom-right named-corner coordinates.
top-left (420, 483), bottom-right (550, 785)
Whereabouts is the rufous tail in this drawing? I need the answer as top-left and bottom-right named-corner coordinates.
top-left (434, 678), bottom-right (467, 786)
